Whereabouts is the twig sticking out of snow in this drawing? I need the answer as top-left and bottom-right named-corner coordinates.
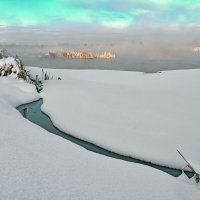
top-left (177, 149), bottom-right (200, 183)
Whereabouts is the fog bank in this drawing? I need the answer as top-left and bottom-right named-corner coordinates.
top-left (0, 25), bottom-right (199, 72)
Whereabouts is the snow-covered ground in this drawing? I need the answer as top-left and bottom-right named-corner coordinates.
top-left (28, 67), bottom-right (200, 170)
top-left (0, 74), bottom-right (200, 199)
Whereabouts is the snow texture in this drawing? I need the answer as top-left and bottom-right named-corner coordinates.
top-left (28, 67), bottom-right (200, 170)
top-left (0, 75), bottom-right (200, 199)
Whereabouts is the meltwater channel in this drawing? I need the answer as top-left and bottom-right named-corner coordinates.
top-left (17, 99), bottom-right (193, 178)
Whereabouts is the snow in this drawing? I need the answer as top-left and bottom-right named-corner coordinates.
top-left (0, 74), bottom-right (200, 199)
top-left (189, 160), bottom-right (200, 175)
top-left (28, 67), bottom-right (200, 170)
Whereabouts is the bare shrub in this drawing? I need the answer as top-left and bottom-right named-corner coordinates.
top-left (17, 70), bottom-right (26, 80)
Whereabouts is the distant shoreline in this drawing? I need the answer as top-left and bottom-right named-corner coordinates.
top-left (44, 50), bottom-right (116, 59)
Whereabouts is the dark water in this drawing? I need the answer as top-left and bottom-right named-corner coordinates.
top-left (17, 99), bottom-right (193, 178)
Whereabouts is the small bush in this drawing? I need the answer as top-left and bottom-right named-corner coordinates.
top-left (17, 70), bottom-right (26, 80)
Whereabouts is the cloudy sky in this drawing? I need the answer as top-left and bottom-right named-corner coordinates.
top-left (0, 0), bottom-right (199, 28)
top-left (0, 0), bottom-right (199, 71)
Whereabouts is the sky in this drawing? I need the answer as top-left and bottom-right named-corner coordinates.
top-left (0, 0), bottom-right (199, 65)
top-left (0, 0), bottom-right (199, 28)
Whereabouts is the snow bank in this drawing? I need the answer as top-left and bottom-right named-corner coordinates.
top-left (28, 67), bottom-right (200, 170)
top-left (0, 75), bottom-right (200, 199)
top-left (0, 56), bottom-right (22, 76)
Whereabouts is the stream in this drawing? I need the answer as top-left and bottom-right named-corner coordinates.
top-left (17, 99), bottom-right (193, 178)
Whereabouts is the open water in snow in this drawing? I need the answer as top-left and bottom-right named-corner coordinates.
top-left (17, 99), bottom-right (193, 178)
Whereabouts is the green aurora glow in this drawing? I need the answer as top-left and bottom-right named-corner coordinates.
top-left (0, 0), bottom-right (199, 28)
